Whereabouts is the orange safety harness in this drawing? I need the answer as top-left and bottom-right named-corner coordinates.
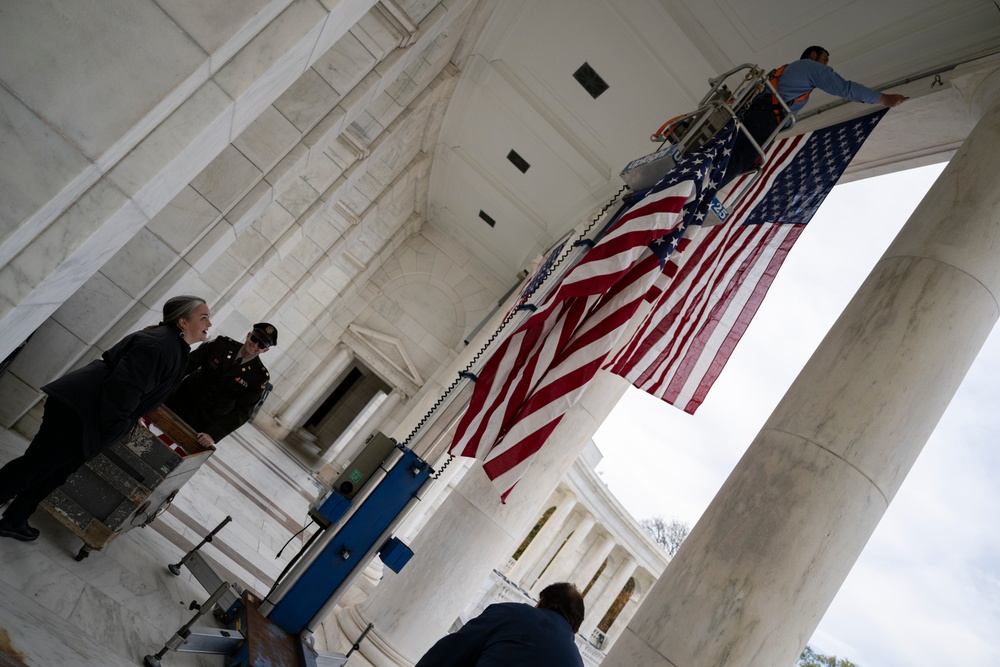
top-left (768, 64), bottom-right (811, 121)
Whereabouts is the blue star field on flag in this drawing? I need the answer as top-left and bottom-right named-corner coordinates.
top-left (645, 122), bottom-right (736, 265)
top-left (518, 236), bottom-right (570, 303)
top-left (742, 109), bottom-right (888, 226)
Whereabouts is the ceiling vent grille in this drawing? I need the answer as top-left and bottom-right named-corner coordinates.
top-left (507, 149), bottom-right (530, 173)
top-left (573, 62), bottom-right (609, 99)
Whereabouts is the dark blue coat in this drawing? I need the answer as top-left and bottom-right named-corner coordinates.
top-left (415, 602), bottom-right (584, 667)
top-left (43, 325), bottom-right (190, 458)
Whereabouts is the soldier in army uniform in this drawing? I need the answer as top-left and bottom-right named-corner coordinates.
top-left (165, 322), bottom-right (277, 446)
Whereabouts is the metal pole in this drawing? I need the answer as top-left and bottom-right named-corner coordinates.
top-left (143, 581), bottom-right (235, 667)
top-left (167, 515), bottom-right (232, 576)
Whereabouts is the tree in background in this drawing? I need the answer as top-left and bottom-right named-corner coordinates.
top-left (639, 516), bottom-right (690, 557)
top-left (799, 645), bottom-right (860, 667)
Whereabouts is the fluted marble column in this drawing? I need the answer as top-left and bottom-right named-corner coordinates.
top-left (530, 512), bottom-right (596, 593)
top-left (396, 456), bottom-right (471, 544)
top-left (604, 65), bottom-right (1000, 667)
top-left (604, 571), bottom-right (653, 648)
top-left (582, 555), bottom-right (615, 609)
top-left (579, 553), bottom-right (636, 639)
top-left (572, 532), bottom-right (616, 592)
top-left (507, 490), bottom-right (575, 581)
top-left (604, 596), bottom-right (639, 647)
top-left (521, 510), bottom-right (580, 587)
top-left (276, 346), bottom-right (353, 433)
top-left (324, 389), bottom-right (403, 465)
top-left (337, 370), bottom-right (629, 666)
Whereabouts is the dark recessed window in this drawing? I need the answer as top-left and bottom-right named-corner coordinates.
top-left (507, 149), bottom-right (530, 174)
top-left (573, 62), bottom-right (609, 99)
top-left (479, 210), bottom-right (496, 228)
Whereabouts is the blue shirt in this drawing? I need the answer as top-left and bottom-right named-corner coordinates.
top-left (776, 58), bottom-right (882, 115)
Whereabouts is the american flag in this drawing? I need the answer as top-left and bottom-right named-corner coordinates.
top-left (607, 108), bottom-right (889, 413)
top-left (518, 234), bottom-right (573, 305)
top-left (450, 125), bottom-right (736, 500)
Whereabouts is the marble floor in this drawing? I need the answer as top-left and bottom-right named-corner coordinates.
top-left (0, 420), bottom-right (328, 667)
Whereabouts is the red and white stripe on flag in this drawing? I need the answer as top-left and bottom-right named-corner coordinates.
top-left (606, 136), bottom-right (808, 412)
top-left (479, 247), bottom-right (683, 498)
top-left (450, 179), bottom-right (702, 500)
top-left (606, 107), bottom-right (887, 413)
top-left (448, 121), bottom-right (750, 500)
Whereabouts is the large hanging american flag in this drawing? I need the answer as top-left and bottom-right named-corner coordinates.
top-left (606, 108), bottom-right (889, 413)
top-left (450, 125), bottom-right (736, 501)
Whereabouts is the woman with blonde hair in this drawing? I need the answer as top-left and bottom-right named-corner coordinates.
top-left (0, 295), bottom-right (211, 542)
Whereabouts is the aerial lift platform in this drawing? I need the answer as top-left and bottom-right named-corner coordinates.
top-left (620, 64), bottom-right (797, 224)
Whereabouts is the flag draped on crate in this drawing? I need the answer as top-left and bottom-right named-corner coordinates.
top-left (450, 125), bottom-right (737, 500)
top-left (606, 108), bottom-right (889, 413)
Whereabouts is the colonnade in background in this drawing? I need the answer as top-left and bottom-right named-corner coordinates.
top-left (502, 486), bottom-right (653, 650)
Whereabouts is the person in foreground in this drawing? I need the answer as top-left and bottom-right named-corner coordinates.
top-left (415, 581), bottom-right (586, 667)
top-left (0, 295), bottom-right (211, 541)
top-left (165, 322), bottom-right (275, 447)
top-left (721, 45), bottom-right (908, 186)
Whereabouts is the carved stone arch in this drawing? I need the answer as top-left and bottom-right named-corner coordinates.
top-left (343, 324), bottom-right (422, 398)
top-left (380, 273), bottom-right (467, 350)
top-left (629, 573), bottom-right (647, 600)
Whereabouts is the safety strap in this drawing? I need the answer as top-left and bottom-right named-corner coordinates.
top-left (768, 64), bottom-right (810, 122)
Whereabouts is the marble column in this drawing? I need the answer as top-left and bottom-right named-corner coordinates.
top-left (603, 571), bottom-right (653, 649)
top-left (324, 389), bottom-right (403, 465)
top-left (572, 532), bottom-right (616, 592)
top-left (337, 370), bottom-right (629, 666)
top-left (276, 346), bottom-right (353, 432)
top-left (396, 456), bottom-right (471, 544)
top-left (530, 512), bottom-right (596, 593)
top-left (579, 554), bottom-right (636, 639)
top-left (582, 555), bottom-right (615, 607)
top-left (507, 491), bottom-right (575, 581)
top-left (603, 66), bottom-right (1000, 667)
top-left (522, 507), bottom-right (582, 588)
top-left (603, 596), bottom-right (639, 647)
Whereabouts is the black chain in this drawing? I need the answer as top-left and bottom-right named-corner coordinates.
top-left (430, 453), bottom-right (455, 479)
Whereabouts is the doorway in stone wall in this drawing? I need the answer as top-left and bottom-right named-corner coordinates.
top-left (303, 360), bottom-right (392, 457)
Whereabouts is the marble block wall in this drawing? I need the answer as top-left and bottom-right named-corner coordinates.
top-left (0, 0), bottom-right (507, 439)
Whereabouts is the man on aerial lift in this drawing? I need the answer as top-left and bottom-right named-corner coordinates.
top-left (720, 45), bottom-right (908, 187)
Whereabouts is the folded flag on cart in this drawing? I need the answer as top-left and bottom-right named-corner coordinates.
top-left (449, 124), bottom-right (737, 501)
top-left (606, 108), bottom-right (889, 413)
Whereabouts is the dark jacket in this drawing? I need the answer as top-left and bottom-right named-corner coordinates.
top-left (415, 602), bottom-right (584, 667)
top-left (43, 325), bottom-right (191, 458)
top-left (165, 336), bottom-right (269, 441)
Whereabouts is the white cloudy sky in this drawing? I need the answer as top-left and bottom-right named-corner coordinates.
top-left (593, 162), bottom-right (1000, 667)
